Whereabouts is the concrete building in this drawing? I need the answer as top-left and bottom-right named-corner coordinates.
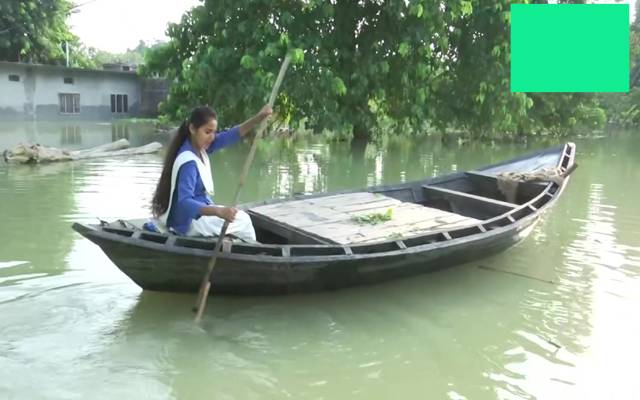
top-left (0, 61), bottom-right (167, 120)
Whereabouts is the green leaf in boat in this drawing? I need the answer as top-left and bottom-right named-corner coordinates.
top-left (351, 208), bottom-right (393, 225)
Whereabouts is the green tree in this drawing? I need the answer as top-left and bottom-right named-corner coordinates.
top-left (597, 0), bottom-right (640, 127)
top-left (143, 0), bottom-right (606, 138)
top-left (141, 1), bottom-right (464, 135)
top-left (78, 40), bottom-right (164, 69)
top-left (0, 0), bottom-right (87, 65)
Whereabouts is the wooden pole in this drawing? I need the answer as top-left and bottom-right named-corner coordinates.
top-left (194, 54), bottom-right (292, 322)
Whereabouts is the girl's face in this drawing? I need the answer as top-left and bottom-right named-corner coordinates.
top-left (190, 118), bottom-right (218, 151)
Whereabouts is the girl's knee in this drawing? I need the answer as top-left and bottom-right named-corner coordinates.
top-left (238, 210), bottom-right (252, 222)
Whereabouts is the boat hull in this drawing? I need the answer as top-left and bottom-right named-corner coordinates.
top-left (72, 142), bottom-right (574, 296)
top-left (77, 216), bottom-right (538, 295)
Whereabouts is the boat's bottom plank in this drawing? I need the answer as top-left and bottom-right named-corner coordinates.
top-left (251, 192), bottom-right (481, 244)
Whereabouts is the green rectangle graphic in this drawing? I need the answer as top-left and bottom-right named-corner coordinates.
top-left (511, 4), bottom-right (629, 93)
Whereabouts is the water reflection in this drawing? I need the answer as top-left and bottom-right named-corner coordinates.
top-left (1, 125), bottom-right (640, 399)
top-left (0, 120), bottom-right (159, 152)
top-left (60, 125), bottom-right (82, 145)
top-left (111, 124), bottom-right (131, 142)
top-left (481, 144), bottom-right (640, 400)
top-left (71, 158), bottom-right (163, 222)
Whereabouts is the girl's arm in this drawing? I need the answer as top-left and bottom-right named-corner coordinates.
top-left (238, 105), bottom-right (273, 136)
top-left (200, 205), bottom-right (238, 222)
top-left (206, 105), bottom-right (273, 153)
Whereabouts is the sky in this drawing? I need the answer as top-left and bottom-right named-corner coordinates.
top-left (70, 0), bottom-right (637, 54)
top-left (69, 0), bottom-right (201, 53)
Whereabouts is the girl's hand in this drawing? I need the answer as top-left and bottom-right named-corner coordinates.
top-left (258, 105), bottom-right (273, 119)
top-left (239, 106), bottom-right (273, 136)
top-left (218, 207), bottom-right (238, 223)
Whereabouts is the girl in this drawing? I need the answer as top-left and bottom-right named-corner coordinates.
top-left (151, 105), bottom-right (272, 241)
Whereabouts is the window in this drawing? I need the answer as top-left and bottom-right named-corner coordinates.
top-left (9, 74), bottom-right (20, 82)
top-left (59, 93), bottom-right (80, 114)
top-left (111, 94), bottom-right (129, 113)
top-left (63, 77), bottom-right (74, 84)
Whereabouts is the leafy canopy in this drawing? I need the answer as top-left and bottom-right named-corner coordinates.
top-left (141, 0), bottom-right (607, 137)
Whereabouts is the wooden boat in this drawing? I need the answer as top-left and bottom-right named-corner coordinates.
top-left (72, 143), bottom-right (576, 295)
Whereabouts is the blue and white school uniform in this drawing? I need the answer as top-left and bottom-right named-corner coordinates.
top-left (159, 126), bottom-right (256, 241)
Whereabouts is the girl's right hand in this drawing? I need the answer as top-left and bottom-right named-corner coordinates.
top-left (258, 105), bottom-right (273, 119)
top-left (218, 207), bottom-right (238, 222)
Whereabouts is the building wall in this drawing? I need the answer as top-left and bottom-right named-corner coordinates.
top-left (140, 78), bottom-right (168, 117)
top-left (0, 62), bottom-right (165, 121)
top-left (0, 63), bottom-right (29, 118)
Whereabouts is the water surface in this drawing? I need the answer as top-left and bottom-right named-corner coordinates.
top-left (1, 122), bottom-right (638, 399)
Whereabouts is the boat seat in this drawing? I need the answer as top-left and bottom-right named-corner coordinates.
top-left (465, 170), bottom-right (547, 203)
top-left (422, 185), bottom-right (516, 219)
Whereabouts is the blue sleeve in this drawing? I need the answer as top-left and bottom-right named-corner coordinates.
top-left (175, 161), bottom-right (207, 219)
top-left (207, 125), bottom-right (241, 153)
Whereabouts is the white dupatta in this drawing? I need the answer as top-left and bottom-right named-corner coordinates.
top-left (159, 150), bottom-right (214, 226)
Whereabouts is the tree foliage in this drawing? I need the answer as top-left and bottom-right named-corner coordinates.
top-left (597, 0), bottom-right (640, 127)
top-left (79, 40), bottom-right (164, 69)
top-left (0, 1), bottom-right (162, 70)
top-left (142, 0), bottom-right (607, 138)
top-left (0, 0), bottom-right (86, 65)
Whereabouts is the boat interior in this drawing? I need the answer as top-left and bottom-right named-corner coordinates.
top-left (247, 169), bottom-right (551, 246)
top-left (95, 145), bottom-right (572, 256)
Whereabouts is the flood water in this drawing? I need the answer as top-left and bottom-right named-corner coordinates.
top-left (0, 121), bottom-right (639, 399)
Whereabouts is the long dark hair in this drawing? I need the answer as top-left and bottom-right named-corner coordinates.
top-left (151, 106), bottom-right (217, 217)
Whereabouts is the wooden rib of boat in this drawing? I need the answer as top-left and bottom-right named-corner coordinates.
top-left (72, 143), bottom-right (576, 295)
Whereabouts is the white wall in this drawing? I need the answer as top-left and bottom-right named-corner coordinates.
top-left (0, 64), bottom-right (28, 112)
top-left (0, 63), bottom-right (142, 120)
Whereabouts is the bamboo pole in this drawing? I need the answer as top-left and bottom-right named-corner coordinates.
top-left (194, 54), bottom-right (292, 322)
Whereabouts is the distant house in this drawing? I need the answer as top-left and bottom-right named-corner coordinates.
top-left (0, 61), bottom-right (167, 120)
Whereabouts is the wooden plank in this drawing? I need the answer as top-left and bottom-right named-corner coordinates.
top-left (286, 199), bottom-right (449, 229)
top-left (342, 213), bottom-right (474, 238)
top-left (335, 199), bottom-right (400, 213)
top-left (291, 203), bottom-right (403, 229)
top-left (255, 192), bottom-right (390, 207)
top-left (252, 199), bottom-right (388, 217)
top-left (250, 212), bottom-right (336, 245)
top-left (306, 192), bottom-right (380, 207)
top-left (335, 217), bottom-right (477, 244)
top-left (313, 212), bottom-right (478, 244)
top-left (254, 201), bottom-right (313, 216)
top-left (310, 209), bottom-right (468, 235)
top-left (281, 212), bottom-right (470, 241)
top-left (302, 207), bottom-right (460, 237)
top-left (423, 185), bottom-right (516, 208)
top-left (253, 194), bottom-right (401, 226)
top-left (253, 192), bottom-right (389, 216)
top-left (276, 210), bottom-right (337, 225)
top-left (251, 191), bottom-right (481, 245)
